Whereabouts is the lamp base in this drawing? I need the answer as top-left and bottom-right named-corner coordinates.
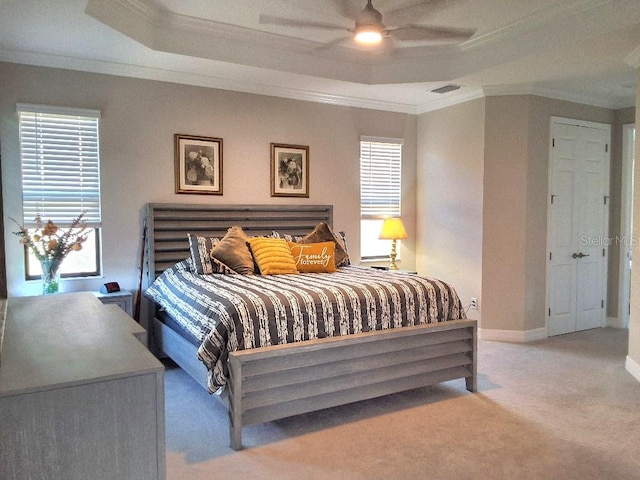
top-left (388, 239), bottom-right (399, 270)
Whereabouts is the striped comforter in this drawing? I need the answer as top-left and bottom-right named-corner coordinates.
top-left (145, 260), bottom-right (466, 392)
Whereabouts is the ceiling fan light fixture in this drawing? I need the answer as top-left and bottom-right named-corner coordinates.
top-left (354, 0), bottom-right (384, 45)
top-left (354, 26), bottom-right (383, 44)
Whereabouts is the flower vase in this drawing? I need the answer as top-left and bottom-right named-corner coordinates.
top-left (41, 259), bottom-right (62, 295)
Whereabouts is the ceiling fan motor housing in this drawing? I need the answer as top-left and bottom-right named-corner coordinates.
top-left (356, 1), bottom-right (385, 30)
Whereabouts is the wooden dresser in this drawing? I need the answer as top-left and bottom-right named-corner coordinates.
top-left (0, 292), bottom-right (165, 480)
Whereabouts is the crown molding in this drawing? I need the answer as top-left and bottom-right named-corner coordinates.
top-left (483, 83), bottom-right (633, 110)
top-left (0, 49), bottom-right (418, 114)
top-left (430, 82), bottom-right (629, 117)
top-left (460, 0), bottom-right (609, 50)
top-left (2, 47), bottom-right (632, 116)
top-left (416, 88), bottom-right (484, 114)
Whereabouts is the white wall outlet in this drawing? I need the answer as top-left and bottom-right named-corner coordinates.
top-left (470, 297), bottom-right (479, 310)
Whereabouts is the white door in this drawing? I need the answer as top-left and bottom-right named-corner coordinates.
top-left (548, 118), bottom-right (610, 337)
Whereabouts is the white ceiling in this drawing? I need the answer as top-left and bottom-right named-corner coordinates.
top-left (1, 0), bottom-right (639, 113)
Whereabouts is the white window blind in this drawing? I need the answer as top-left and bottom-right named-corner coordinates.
top-left (360, 137), bottom-right (403, 260)
top-left (360, 137), bottom-right (402, 218)
top-left (18, 104), bottom-right (101, 227)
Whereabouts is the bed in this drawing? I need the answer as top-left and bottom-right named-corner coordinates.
top-left (142, 203), bottom-right (477, 450)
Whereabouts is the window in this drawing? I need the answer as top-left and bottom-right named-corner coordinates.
top-left (18, 104), bottom-right (102, 278)
top-left (360, 137), bottom-right (403, 259)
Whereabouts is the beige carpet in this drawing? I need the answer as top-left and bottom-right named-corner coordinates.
top-left (164, 328), bottom-right (640, 480)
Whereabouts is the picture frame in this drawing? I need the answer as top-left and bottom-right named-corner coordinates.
top-left (174, 134), bottom-right (223, 195)
top-left (270, 143), bottom-right (309, 198)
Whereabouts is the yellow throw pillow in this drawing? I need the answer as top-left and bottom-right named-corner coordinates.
top-left (247, 237), bottom-right (299, 275)
top-left (288, 241), bottom-right (336, 273)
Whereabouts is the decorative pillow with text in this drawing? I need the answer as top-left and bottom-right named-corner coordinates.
top-left (289, 241), bottom-right (337, 273)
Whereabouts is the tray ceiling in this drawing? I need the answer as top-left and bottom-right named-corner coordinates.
top-left (1, 0), bottom-right (639, 112)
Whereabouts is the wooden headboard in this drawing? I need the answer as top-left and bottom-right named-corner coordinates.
top-left (140, 202), bottom-right (332, 349)
top-left (144, 203), bottom-right (333, 281)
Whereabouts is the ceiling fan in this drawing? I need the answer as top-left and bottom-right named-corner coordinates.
top-left (259, 0), bottom-right (475, 49)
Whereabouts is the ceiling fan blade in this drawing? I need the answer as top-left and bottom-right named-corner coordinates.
top-left (379, 35), bottom-right (397, 55)
top-left (385, 0), bottom-right (463, 27)
top-left (259, 14), bottom-right (348, 31)
top-left (389, 24), bottom-right (475, 43)
top-left (315, 35), bottom-right (352, 51)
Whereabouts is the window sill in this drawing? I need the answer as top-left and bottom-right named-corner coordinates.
top-left (360, 258), bottom-right (399, 263)
top-left (26, 275), bottom-right (104, 283)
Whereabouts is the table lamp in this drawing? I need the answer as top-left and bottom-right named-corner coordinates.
top-left (379, 218), bottom-right (408, 270)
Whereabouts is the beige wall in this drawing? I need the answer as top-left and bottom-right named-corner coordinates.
top-left (416, 98), bottom-right (485, 322)
top-left (0, 62), bottom-right (417, 297)
top-left (0, 59), bottom-right (635, 354)
top-left (481, 95), bottom-right (615, 335)
top-left (416, 94), bottom-right (622, 333)
top-left (482, 95), bottom-right (531, 331)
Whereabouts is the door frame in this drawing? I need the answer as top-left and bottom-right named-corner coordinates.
top-left (0, 144), bottom-right (5, 298)
top-left (617, 123), bottom-right (635, 329)
top-left (546, 116), bottom-right (611, 336)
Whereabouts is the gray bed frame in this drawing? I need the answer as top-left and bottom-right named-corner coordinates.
top-left (142, 203), bottom-right (477, 450)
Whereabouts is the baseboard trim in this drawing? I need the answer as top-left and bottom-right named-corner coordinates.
top-left (479, 327), bottom-right (547, 343)
top-left (607, 316), bottom-right (627, 328)
top-left (625, 355), bottom-right (640, 383)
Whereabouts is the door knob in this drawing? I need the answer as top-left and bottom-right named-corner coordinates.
top-left (572, 253), bottom-right (579, 259)
top-left (572, 252), bottom-right (590, 259)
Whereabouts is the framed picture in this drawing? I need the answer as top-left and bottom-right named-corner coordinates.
top-left (174, 134), bottom-right (223, 195)
top-left (270, 143), bottom-right (309, 197)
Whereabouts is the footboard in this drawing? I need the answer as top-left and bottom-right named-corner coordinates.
top-left (227, 319), bottom-right (477, 450)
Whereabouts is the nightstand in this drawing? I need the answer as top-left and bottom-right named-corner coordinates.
top-left (92, 290), bottom-right (133, 317)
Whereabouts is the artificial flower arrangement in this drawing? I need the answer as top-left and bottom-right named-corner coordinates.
top-left (12, 212), bottom-right (90, 294)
